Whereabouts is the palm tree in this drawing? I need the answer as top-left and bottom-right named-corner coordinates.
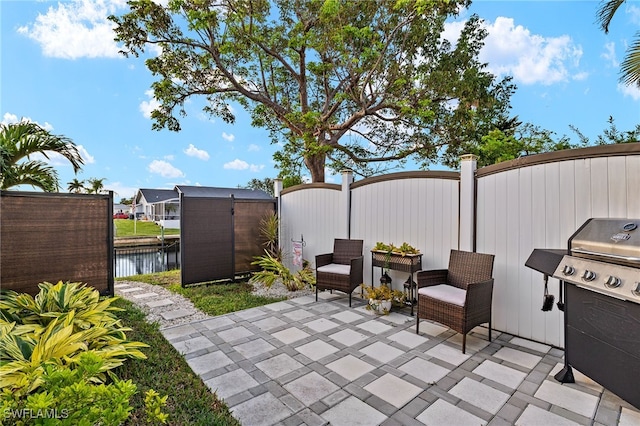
top-left (0, 121), bottom-right (84, 192)
top-left (86, 177), bottom-right (106, 194)
top-left (67, 178), bottom-right (85, 193)
top-left (597, 0), bottom-right (640, 87)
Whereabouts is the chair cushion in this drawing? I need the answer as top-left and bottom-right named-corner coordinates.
top-left (418, 284), bottom-right (466, 307)
top-left (316, 263), bottom-right (351, 275)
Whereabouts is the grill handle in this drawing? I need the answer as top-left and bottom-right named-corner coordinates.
top-left (571, 248), bottom-right (640, 264)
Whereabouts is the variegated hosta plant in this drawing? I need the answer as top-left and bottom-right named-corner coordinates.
top-left (0, 281), bottom-right (148, 396)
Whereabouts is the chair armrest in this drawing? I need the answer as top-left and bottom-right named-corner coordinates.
top-left (417, 269), bottom-right (448, 288)
top-left (349, 256), bottom-right (364, 284)
top-left (465, 278), bottom-right (494, 308)
top-left (316, 253), bottom-right (333, 268)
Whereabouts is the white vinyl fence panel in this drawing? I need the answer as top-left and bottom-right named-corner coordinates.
top-left (350, 174), bottom-right (460, 291)
top-left (477, 153), bottom-right (640, 347)
top-left (279, 185), bottom-right (343, 270)
top-left (277, 145), bottom-right (640, 348)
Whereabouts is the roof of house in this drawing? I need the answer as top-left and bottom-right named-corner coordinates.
top-left (135, 188), bottom-right (179, 204)
top-left (175, 185), bottom-right (273, 200)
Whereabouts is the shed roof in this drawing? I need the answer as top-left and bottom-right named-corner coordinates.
top-left (175, 185), bottom-right (273, 200)
top-left (136, 188), bottom-right (179, 204)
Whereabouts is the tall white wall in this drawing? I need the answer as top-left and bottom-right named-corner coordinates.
top-left (350, 174), bottom-right (460, 291)
top-left (278, 144), bottom-right (640, 348)
top-left (279, 184), bottom-right (343, 270)
top-left (477, 153), bottom-right (640, 347)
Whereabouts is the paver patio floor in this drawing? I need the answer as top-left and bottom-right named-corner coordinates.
top-left (160, 292), bottom-right (640, 426)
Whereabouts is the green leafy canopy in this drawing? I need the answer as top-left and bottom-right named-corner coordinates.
top-left (110, 0), bottom-right (516, 181)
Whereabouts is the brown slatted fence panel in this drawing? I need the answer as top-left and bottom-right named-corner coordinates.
top-left (234, 200), bottom-right (275, 274)
top-left (180, 197), bottom-right (233, 285)
top-left (0, 191), bottom-right (113, 296)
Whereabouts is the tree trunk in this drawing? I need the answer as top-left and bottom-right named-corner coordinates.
top-left (305, 153), bottom-right (325, 183)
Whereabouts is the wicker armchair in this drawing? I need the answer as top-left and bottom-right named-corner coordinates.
top-left (416, 249), bottom-right (495, 353)
top-left (315, 239), bottom-right (364, 307)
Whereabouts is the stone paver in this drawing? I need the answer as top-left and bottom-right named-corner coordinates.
top-left (231, 391), bottom-right (292, 426)
top-left (364, 373), bottom-right (422, 408)
top-left (399, 357), bottom-right (450, 385)
top-left (449, 377), bottom-right (510, 414)
top-left (155, 293), bottom-right (640, 426)
top-left (118, 287), bottom-right (143, 293)
top-left (474, 359), bottom-right (527, 389)
top-left (272, 327), bottom-right (309, 344)
top-left (516, 404), bottom-right (581, 426)
top-left (321, 396), bottom-right (387, 426)
top-left (145, 298), bottom-right (174, 308)
top-left (160, 309), bottom-right (192, 320)
top-left (187, 350), bottom-right (233, 375)
top-left (256, 353), bottom-right (304, 379)
top-left (131, 292), bottom-right (158, 299)
top-left (326, 354), bottom-right (375, 381)
top-left (416, 399), bottom-right (486, 425)
top-left (284, 372), bottom-right (339, 406)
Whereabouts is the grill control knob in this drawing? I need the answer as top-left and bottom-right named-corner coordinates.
top-left (582, 270), bottom-right (596, 282)
top-left (605, 276), bottom-right (622, 288)
top-left (562, 265), bottom-right (575, 276)
top-left (633, 283), bottom-right (640, 297)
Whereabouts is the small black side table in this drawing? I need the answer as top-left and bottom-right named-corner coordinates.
top-left (371, 251), bottom-right (423, 315)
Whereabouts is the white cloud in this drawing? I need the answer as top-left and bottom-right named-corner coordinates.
top-left (107, 181), bottom-right (138, 200)
top-left (618, 82), bottom-right (640, 100)
top-left (184, 143), bottom-right (210, 160)
top-left (224, 159), bottom-right (249, 170)
top-left (573, 72), bottom-right (588, 82)
top-left (148, 160), bottom-right (185, 178)
top-left (17, 0), bottom-right (126, 59)
top-left (222, 132), bottom-right (235, 142)
top-left (1, 112), bottom-right (19, 125)
top-left (76, 145), bottom-right (95, 164)
top-left (1, 113), bottom-right (53, 131)
top-left (223, 158), bottom-right (264, 172)
top-left (601, 42), bottom-right (619, 68)
top-left (140, 90), bottom-right (161, 119)
top-left (627, 5), bottom-right (640, 25)
top-left (247, 144), bottom-right (260, 152)
top-left (446, 17), bottom-right (583, 86)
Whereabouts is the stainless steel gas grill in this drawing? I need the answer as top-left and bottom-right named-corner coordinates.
top-left (529, 218), bottom-right (640, 410)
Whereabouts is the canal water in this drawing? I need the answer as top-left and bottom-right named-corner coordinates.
top-left (114, 244), bottom-right (180, 277)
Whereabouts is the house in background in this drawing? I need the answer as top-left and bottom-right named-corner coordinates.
top-left (133, 186), bottom-right (273, 230)
top-left (134, 188), bottom-right (180, 228)
top-left (113, 202), bottom-right (131, 216)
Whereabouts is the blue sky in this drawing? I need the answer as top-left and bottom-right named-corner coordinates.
top-left (2, 1), bottom-right (639, 201)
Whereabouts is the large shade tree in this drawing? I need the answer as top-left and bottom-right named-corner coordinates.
top-left (111, 0), bottom-right (515, 182)
top-left (597, 0), bottom-right (640, 87)
top-left (0, 121), bottom-right (84, 192)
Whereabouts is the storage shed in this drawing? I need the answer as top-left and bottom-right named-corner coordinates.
top-left (176, 185), bottom-right (275, 285)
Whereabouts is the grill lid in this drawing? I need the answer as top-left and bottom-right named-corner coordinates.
top-left (570, 218), bottom-right (640, 266)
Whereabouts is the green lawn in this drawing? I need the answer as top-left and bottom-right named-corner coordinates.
top-left (114, 219), bottom-right (180, 238)
top-left (113, 298), bottom-right (241, 426)
top-left (118, 270), bottom-right (286, 316)
top-left (115, 270), bottom-right (285, 424)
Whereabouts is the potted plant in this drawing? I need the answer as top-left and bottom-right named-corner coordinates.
top-left (371, 242), bottom-right (422, 273)
top-left (372, 241), bottom-right (420, 256)
top-left (361, 283), bottom-right (406, 315)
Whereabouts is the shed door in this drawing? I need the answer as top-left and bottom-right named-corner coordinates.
top-left (234, 200), bottom-right (276, 274)
top-left (181, 197), bottom-right (233, 285)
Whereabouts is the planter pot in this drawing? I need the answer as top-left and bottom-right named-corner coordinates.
top-left (371, 250), bottom-right (422, 274)
top-left (368, 299), bottom-right (392, 315)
